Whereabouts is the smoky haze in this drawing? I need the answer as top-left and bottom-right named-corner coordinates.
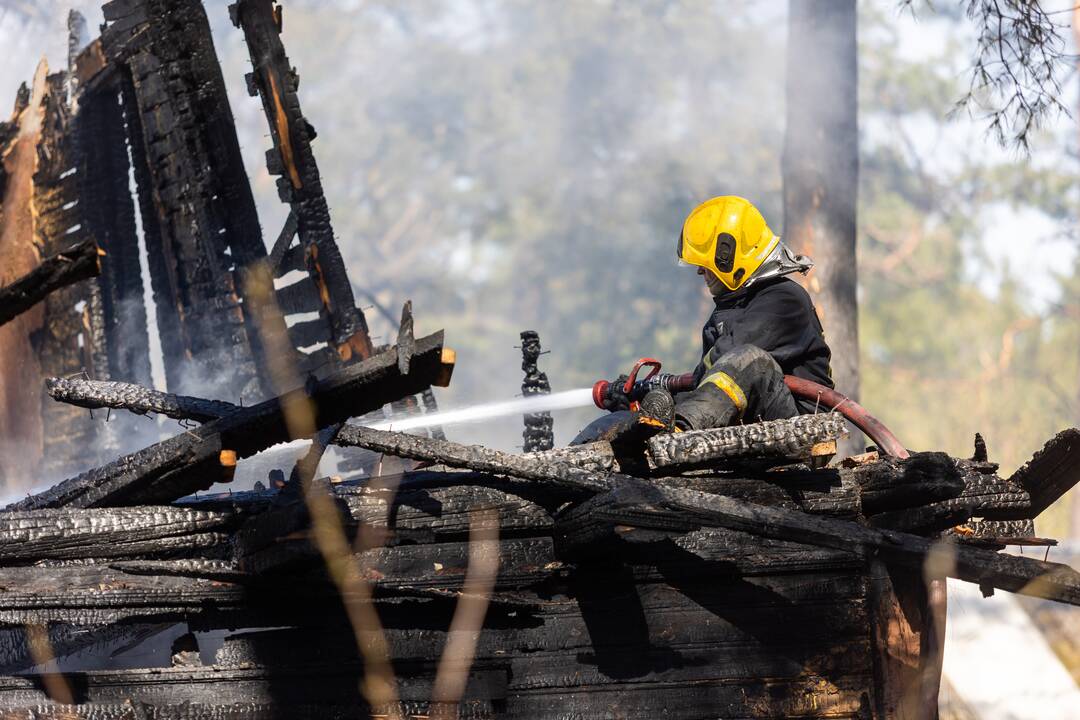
top-left (2, 0), bottom-right (794, 455)
top-left (215, 0), bottom-right (792, 450)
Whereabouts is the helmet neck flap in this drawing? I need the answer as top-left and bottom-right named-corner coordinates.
top-left (743, 240), bottom-right (813, 288)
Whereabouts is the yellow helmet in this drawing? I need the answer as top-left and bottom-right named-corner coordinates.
top-left (678, 196), bottom-right (809, 291)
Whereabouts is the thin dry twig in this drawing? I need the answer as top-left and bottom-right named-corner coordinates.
top-left (243, 260), bottom-right (403, 719)
top-left (25, 624), bottom-right (74, 704)
top-left (430, 508), bottom-right (501, 720)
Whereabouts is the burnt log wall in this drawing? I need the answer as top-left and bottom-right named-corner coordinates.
top-left (101, 0), bottom-right (268, 403)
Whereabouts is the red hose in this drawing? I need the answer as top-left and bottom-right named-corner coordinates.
top-left (657, 372), bottom-right (908, 458)
top-left (783, 375), bottom-right (909, 459)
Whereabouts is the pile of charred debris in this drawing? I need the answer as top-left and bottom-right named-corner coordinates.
top-left (3, 301), bottom-right (1080, 718)
top-left (1, 1), bottom-right (1080, 719)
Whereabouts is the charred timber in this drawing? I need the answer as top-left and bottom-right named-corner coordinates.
top-left (44, 376), bottom-right (238, 423)
top-left (101, 0), bottom-right (268, 400)
top-left (520, 330), bottom-right (554, 452)
top-left (647, 412), bottom-right (846, 471)
top-left (231, 0), bottom-right (372, 360)
top-left (0, 240), bottom-right (101, 327)
top-left (0, 506), bottom-right (235, 563)
top-left (334, 424), bottom-right (615, 495)
top-left (12, 333), bottom-right (451, 509)
top-left (555, 480), bottom-right (1080, 605)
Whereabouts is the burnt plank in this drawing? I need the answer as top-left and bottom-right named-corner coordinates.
top-left (343, 485), bottom-right (554, 540)
top-left (0, 564), bottom-right (248, 626)
top-left (849, 452), bottom-right (965, 513)
top-left (655, 470), bottom-right (859, 516)
top-left (12, 333), bottom-right (449, 509)
top-left (0, 506), bottom-right (235, 562)
top-left (334, 424), bottom-right (614, 495)
top-left (578, 480), bottom-right (1080, 605)
top-left (1008, 428), bottom-right (1080, 516)
top-left (0, 239), bottom-right (100, 327)
top-left (44, 376), bottom-right (237, 423)
top-left (74, 76), bottom-right (153, 386)
top-left (233, 0), bottom-right (372, 360)
top-left (647, 412), bottom-right (846, 471)
top-left (102, 0), bottom-right (269, 400)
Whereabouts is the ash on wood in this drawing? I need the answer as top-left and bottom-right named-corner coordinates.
top-left (648, 411), bottom-right (847, 470)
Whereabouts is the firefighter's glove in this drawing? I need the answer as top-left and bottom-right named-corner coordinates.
top-left (601, 374), bottom-right (633, 412)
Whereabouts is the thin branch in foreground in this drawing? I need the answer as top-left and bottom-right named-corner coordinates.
top-left (430, 508), bottom-right (500, 719)
top-left (902, 0), bottom-right (1073, 149)
top-left (243, 261), bottom-right (403, 719)
top-left (24, 624), bottom-right (74, 704)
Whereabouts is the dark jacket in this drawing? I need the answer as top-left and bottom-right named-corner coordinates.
top-left (692, 277), bottom-right (833, 393)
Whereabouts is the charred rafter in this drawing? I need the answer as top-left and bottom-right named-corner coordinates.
top-left (231, 0), bottom-right (373, 368)
top-left (14, 332), bottom-right (452, 509)
top-left (0, 240), bottom-right (101, 327)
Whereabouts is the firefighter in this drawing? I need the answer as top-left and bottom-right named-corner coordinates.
top-left (672, 195), bottom-right (832, 430)
top-left (572, 195), bottom-right (832, 444)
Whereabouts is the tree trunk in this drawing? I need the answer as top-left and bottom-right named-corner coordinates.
top-left (782, 0), bottom-right (861, 455)
top-left (1070, 7), bottom-right (1080, 540)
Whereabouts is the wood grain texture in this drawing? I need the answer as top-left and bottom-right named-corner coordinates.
top-left (648, 412), bottom-right (846, 471)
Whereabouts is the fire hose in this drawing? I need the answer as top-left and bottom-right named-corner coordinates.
top-left (592, 357), bottom-right (909, 459)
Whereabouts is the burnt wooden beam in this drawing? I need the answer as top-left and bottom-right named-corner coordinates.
top-left (849, 452), bottom-right (965, 513)
top-left (520, 330), bottom-right (554, 452)
top-left (0, 661), bottom-right (505, 718)
top-left (44, 376), bottom-right (237, 423)
top-left (0, 506), bottom-right (235, 563)
top-left (647, 412), bottom-right (846, 471)
top-left (343, 486), bottom-right (554, 542)
top-left (560, 481), bottom-right (1080, 605)
top-left (231, 0), bottom-right (373, 362)
top-left (40, 375), bottom-right (606, 477)
top-left (0, 563), bottom-right (249, 626)
top-left (12, 333), bottom-right (451, 509)
top-left (101, 0), bottom-right (269, 400)
top-left (525, 442), bottom-right (615, 473)
top-left (334, 424), bottom-right (615, 495)
top-left (0, 239), bottom-right (101, 327)
top-left (0, 536), bottom-right (562, 627)
top-left (74, 75), bottom-right (153, 387)
top-left (1007, 428), bottom-right (1080, 516)
top-left (654, 470), bottom-right (859, 517)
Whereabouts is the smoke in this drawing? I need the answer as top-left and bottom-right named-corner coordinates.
top-left (204, 0), bottom-right (792, 451)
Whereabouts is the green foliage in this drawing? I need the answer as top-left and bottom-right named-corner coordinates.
top-left (858, 5), bottom-right (1078, 534)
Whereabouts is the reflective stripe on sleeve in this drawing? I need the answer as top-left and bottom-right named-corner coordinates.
top-left (698, 370), bottom-right (747, 417)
